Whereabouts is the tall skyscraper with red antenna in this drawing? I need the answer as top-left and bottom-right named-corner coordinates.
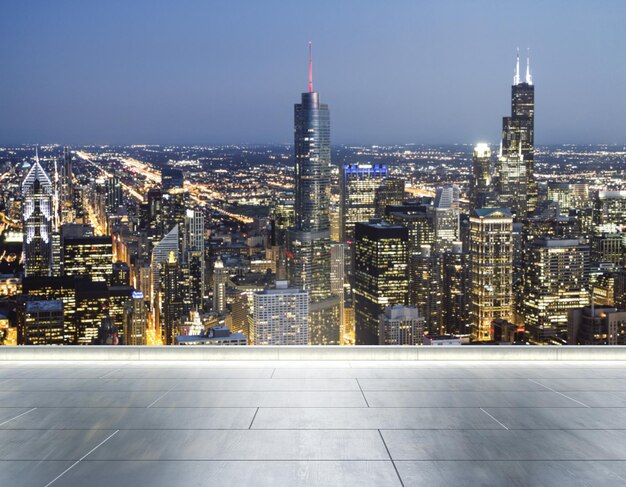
top-left (287, 43), bottom-right (340, 344)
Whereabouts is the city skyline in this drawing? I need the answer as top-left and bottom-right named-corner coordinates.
top-left (2, 0), bottom-right (626, 146)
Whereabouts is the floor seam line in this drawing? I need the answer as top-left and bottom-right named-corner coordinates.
top-left (98, 369), bottom-right (120, 379)
top-left (479, 407), bottom-right (509, 430)
top-left (146, 387), bottom-right (176, 408)
top-left (0, 408), bottom-right (37, 427)
top-left (43, 429), bottom-right (119, 487)
top-left (356, 378), bottom-right (370, 407)
top-left (378, 429), bottom-right (405, 487)
top-left (248, 407), bottom-right (260, 429)
top-left (527, 379), bottom-right (590, 408)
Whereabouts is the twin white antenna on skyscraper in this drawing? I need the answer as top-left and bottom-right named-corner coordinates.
top-left (514, 48), bottom-right (533, 85)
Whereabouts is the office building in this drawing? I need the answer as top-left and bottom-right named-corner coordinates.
top-left (374, 177), bottom-right (405, 218)
top-left (379, 304), bottom-right (424, 345)
top-left (63, 235), bottom-right (113, 284)
top-left (354, 220), bottom-right (409, 345)
top-left (409, 245), bottom-right (442, 335)
top-left (22, 158), bottom-right (54, 277)
top-left (212, 257), bottom-right (228, 314)
top-left (340, 163), bottom-right (387, 243)
top-left (19, 300), bottom-right (64, 345)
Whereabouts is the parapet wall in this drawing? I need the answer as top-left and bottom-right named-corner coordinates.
top-left (0, 345), bottom-right (625, 361)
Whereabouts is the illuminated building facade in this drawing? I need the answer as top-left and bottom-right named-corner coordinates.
top-left (75, 281), bottom-right (110, 345)
top-left (252, 281), bottom-right (309, 345)
top-left (522, 238), bottom-right (590, 341)
top-left (124, 291), bottom-right (148, 346)
top-left (354, 220), bottom-right (409, 345)
top-left (22, 159), bottom-right (54, 277)
top-left (340, 164), bottom-right (387, 243)
top-left (469, 208), bottom-right (514, 341)
top-left (374, 177), bottom-right (405, 218)
top-left (20, 300), bottom-right (64, 345)
top-left (63, 235), bottom-right (113, 284)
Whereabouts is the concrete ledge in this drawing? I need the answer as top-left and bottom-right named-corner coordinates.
top-left (0, 345), bottom-right (625, 361)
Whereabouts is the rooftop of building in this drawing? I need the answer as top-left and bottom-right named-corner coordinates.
top-left (24, 299), bottom-right (63, 313)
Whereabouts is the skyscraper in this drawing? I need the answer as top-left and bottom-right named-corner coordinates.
top-left (124, 291), bottom-right (148, 345)
top-left (496, 50), bottom-right (536, 216)
top-left (430, 185), bottom-right (460, 252)
top-left (379, 304), bottom-right (424, 345)
top-left (286, 43), bottom-right (340, 344)
top-left (469, 208), bottom-right (514, 341)
top-left (354, 219), bottom-right (409, 345)
top-left (470, 143), bottom-right (492, 209)
top-left (22, 157), bottom-right (54, 277)
top-left (212, 256), bottom-right (228, 314)
top-left (374, 177), bottom-right (405, 218)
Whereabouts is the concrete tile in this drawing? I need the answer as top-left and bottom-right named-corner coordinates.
top-left (0, 390), bottom-right (164, 408)
top-left (89, 430), bottom-right (389, 460)
top-left (173, 378), bottom-right (360, 391)
top-left (114, 367), bottom-right (274, 379)
top-left (365, 391), bottom-right (583, 408)
top-left (0, 407), bottom-right (257, 430)
top-left (358, 378), bottom-right (547, 391)
top-left (0, 429), bottom-right (117, 460)
top-left (0, 461), bottom-right (74, 487)
top-left (57, 460), bottom-right (402, 487)
top-left (154, 391), bottom-right (367, 408)
top-left (395, 460), bottom-right (626, 487)
top-left (481, 407), bottom-right (626, 430)
top-left (381, 429), bottom-right (626, 461)
top-left (252, 407), bottom-right (503, 430)
top-left (0, 378), bottom-right (180, 392)
top-left (536, 378), bottom-right (626, 391)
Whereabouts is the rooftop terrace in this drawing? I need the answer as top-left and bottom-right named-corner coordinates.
top-left (2, 347), bottom-right (626, 486)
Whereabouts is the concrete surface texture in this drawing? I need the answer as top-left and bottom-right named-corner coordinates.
top-left (1, 359), bottom-right (626, 486)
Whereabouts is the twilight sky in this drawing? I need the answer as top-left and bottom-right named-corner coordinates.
top-left (1, 0), bottom-right (625, 146)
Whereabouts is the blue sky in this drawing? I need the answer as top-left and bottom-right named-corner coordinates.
top-left (1, 0), bottom-right (625, 145)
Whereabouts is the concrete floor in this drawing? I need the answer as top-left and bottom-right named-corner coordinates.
top-left (2, 360), bottom-right (626, 486)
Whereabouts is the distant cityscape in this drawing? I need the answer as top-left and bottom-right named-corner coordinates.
top-left (0, 51), bottom-right (625, 347)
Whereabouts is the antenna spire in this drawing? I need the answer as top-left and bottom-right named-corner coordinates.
top-left (525, 48), bottom-right (533, 85)
top-left (308, 41), bottom-right (313, 93)
top-left (513, 48), bottom-right (520, 85)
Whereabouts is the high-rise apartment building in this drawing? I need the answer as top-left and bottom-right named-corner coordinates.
top-left (252, 281), bottom-right (309, 345)
top-left (469, 208), bottom-right (514, 341)
top-left (354, 220), bottom-right (409, 345)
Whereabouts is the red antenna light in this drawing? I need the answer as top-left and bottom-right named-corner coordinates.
top-left (308, 41), bottom-right (313, 93)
